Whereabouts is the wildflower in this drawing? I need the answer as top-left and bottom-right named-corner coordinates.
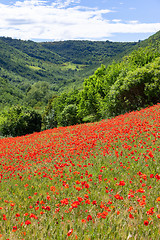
top-left (155, 174), bottom-right (160, 180)
top-left (3, 215), bottom-right (7, 221)
top-left (92, 200), bottom-right (97, 205)
top-left (144, 220), bottom-right (149, 226)
top-left (146, 207), bottom-right (154, 215)
top-left (129, 213), bottom-right (134, 219)
top-left (114, 194), bottom-right (123, 200)
top-left (25, 220), bottom-right (31, 225)
top-left (12, 226), bottom-right (17, 232)
top-left (81, 219), bottom-right (86, 223)
top-left (87, 215), bottom-right (92, 221)
top-left (77, 197), bottom-right (83, 202)
top-left (118, 180), bottom-right (125, 186)
top-left (67, 229), bottom-right (73, 237)
top-left (45, 206), bottom-right (51, 211)
top-left (156, 197), bottom-right (160, 202)
top-left (15, 213), bottom-right (20, 217)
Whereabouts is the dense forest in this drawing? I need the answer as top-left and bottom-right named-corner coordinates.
top-left (0, 31), bottom-right (160, 136)
top-left (0, 37), bottom-right (137, 109)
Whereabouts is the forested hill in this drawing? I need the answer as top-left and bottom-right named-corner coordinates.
top-left (0, 31), bottom-right (160, 137)
top-left (137, 30), bottom-right (160, 48)
top-left (41, 40), bottom-right (136, 65)
top-left (0, 37), bottom-right (137, 108)
top-left (0, 31), bottom-right (160, 109)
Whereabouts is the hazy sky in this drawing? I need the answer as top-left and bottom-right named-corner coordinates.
top-left (0, 0), bottom-right (160, 42)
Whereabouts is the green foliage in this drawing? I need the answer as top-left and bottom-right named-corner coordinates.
top-left (76, 46), bottom-right (160, 120)
top-left (41, 40), bottom-right (137, 66)
top-left (105, 57), bottom-right (160, 117)
top-left (124, 46), bottom-right (159, 68)
top-left (42, 109), bottom-right (57, 130)
top-left (59, 104), bottom-right (79, 127)
top-left (42, 44), bottom-right (160, 127)
top-left (42, 90), bottom-right (81, 128)
top-left (41, 96), bottom-right (58, 130)
top-left (0, 106), bottom-right (42, 137)
top-left (77, 65), bottom-right (106, 121)
top-left (0, 36), bottom-right (138, 109)
top-left (24, 81), bottom-right (52, 107)
top-left (0, 77), bottom-right (23, 107)
top-left (0, 37), bottom-right (63, 63)
top-left (0, 31), bottom-right (160, 130)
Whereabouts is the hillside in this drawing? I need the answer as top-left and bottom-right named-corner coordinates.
top-left (0, 37), bottom-right (137, 108)
top-left (137, 30), bottom-right (160, 48)
top-left (0, 31), bottom-right (159, 110)
top-left (0, 104), bottom-right (160, 239)
top-left (41, 40), bottom-right (136, 65)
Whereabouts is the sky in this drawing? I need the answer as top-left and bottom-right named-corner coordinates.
top-left (0, 0), bottom-right (160, 42)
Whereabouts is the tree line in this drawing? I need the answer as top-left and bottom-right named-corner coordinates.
top-left (42, 46), bottom-right (160, 129)
top-left (0, 45), bottom-right (160, 137)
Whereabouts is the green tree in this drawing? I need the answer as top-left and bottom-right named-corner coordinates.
top-left (24, 81), bottom-right (52, 107)
top-left (105, 57), bottom-right (160, 117)
top-left (42, 90), bottom-right (81, 128)
top-left (59, 104), bottom-right (79, 126)
top-left (0, 106), bottom-right (42, 137)
top-left (78, 65), bottom-right (106, 122)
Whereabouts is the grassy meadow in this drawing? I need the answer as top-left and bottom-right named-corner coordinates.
top-left (0, 104), bottom-right (160, 239)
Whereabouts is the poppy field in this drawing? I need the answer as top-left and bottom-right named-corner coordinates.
top-left (0, 104), bottom-right (160, 240)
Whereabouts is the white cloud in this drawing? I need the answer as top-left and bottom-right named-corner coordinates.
top-left (0, 0), bottom-right (159, 41)
top-left (112, 19), bottom-right (122, 23)
top-left (56, 0), bottom-right (81, 8)
top-left (127, 20), bottom-right (139, 24)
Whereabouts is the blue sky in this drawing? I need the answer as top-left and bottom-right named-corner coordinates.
top-left (0, 0), bottom-right (160, 42)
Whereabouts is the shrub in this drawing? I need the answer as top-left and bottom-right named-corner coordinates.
top-left (0, 106), bottom-right (42, 137)
top-left (59, 104), bottom-right (80, 127)
top-left (105, 57), bottom-right (160, 117)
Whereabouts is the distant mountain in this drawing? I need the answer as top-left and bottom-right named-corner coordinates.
top-left (41, 40), bottom-right (137, 65)
top-left (0, 37), bottom-right (64, 64)
top-left (0, 31), bottom-right (159, 109)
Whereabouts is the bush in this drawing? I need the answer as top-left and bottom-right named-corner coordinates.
top-left (59, 104), bottom-right (80, 127)
top-left (42, 109), bottom-right (57, 130)
top-left (0, 106), bottom-right (42, 137)
top-left (105, 57), bottom-right (160, 117)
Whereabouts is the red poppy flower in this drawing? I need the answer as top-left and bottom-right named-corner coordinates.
top-left (67, 229), bottom-right (73, 236)
top-left (12, 226), bottom-right (17, 232)
top-left (144, 220), bottom-right (149, 226)
top-left (25, 220), bottom-right (31, 225)
top-left (87, 215), bottom-right (92, 221)
top-left (129, 213), bottom-right (134, 219)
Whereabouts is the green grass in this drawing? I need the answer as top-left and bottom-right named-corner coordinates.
top-left (27, 65), bottom-right (42, 71)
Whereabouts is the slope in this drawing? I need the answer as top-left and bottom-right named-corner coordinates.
top-left (0, 103), bottom-right (159, 239)
top-left (0, 30), bottom-right (159, 109)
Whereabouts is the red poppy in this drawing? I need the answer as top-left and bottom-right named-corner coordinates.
top-left (67, 229), bottom-right (73, 236)
top-left (144, 220), bottom-right (149, 226)
top-left (129, 213), bottom-right (134, 219)
top-left (25, 220), bottom-right (31, 225)
top-left (87, 215), bottom-right (92, 221)
top-left (12, 226), bottom-right (17, 232)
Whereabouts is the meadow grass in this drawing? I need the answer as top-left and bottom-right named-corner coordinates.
top-left (0, 104), bottom-right (160, 239)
